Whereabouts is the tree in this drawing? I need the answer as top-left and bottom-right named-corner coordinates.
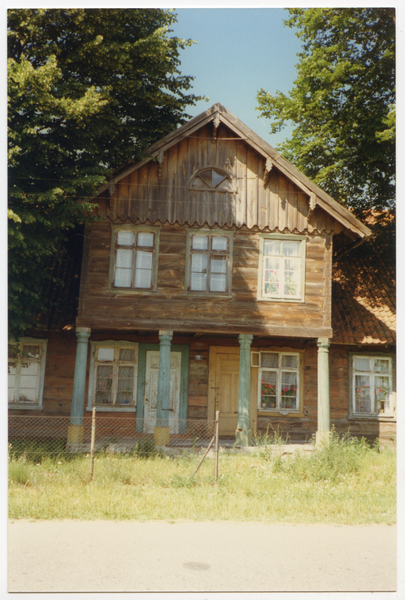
top-left (8, 9), bottom-right (202, 340)
top-left (256, 8), bottom-right (395, 223)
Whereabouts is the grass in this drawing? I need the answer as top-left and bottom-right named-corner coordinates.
top-left (8, 432), bottom-right (396, 525)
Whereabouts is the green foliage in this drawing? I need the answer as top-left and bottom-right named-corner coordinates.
top-left (130, 438), bottom-right (162, 459)
top-left (8, 445), bottom-right (396, 523)
top-left (256, 8), bottom-right (395, 222)
top-left (8, 438), bottom-right (69, 463)
top-left (8, 9), bottom-right (202, 339)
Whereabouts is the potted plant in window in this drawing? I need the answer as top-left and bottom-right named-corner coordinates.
top-left (282, 384), bottom-right (297, 409)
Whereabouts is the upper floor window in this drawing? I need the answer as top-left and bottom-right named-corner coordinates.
top-left (185, 230), bottom-right (233, 295)
top-left (251, 350), bottom-right (301, 413)
top-left (258, 234), bottom-right (306, 302)
top-left (8, 339), bottom-right (47, 410)
top-left (87, 341), bottom-right (138, 412)
top-left (109, 225), bottom-right (160, 291)
top-left (190, 168), bottom-right (234, 192)
top-left (350, 354), bottom-right (395, 419)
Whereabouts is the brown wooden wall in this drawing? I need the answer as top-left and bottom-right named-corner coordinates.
top-left (99, 123), bottom-right (345, 235)
top-left (77, 220), bottom-right (333, 338)
top-left (9, 333), bottom-right (396, 444)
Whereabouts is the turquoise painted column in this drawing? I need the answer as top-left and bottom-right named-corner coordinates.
top-left (316, 337), bottom-right (331, 445)
top-left (236, 334), bottom-right (254, 447)
top-left (156, 330), bottom-right (173, 433)
top-left (68, 327), bottom-right (90, 444)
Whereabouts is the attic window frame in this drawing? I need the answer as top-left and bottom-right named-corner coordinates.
top-left (189, 167), bottom-right (235, 193)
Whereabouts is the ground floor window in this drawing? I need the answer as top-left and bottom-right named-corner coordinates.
top-left (351, 354), bottom-right (395, 417)
top-left (88, 341), bottom-right (138, 411)
top-left (8, 339), bottom-right (47, 409)
top-left (252, 351), bottom-right (300, 412)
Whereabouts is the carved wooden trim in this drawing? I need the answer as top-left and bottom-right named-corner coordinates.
top-left (213, 113), bottom-right (221, 138)
top-left (307, 193), bottom-right (317, 220)
top-left (263, 158), bottom-right (273, 186)
top-left (157, 148), bottom-right (165, 183)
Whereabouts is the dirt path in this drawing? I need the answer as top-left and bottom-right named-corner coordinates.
top-left (8, 520), bottom-right (396, 593)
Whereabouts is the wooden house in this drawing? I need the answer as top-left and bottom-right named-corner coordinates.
top-left (8, 104), bottom-right (397, 446)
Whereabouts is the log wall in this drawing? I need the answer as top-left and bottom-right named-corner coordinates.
top-left (8, 334), bottom-right (396, 445)
top-left (77, 221), bottom-right (333, 338)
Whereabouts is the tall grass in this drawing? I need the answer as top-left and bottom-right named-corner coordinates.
top-left (8, 433), bottom-right (396, 524)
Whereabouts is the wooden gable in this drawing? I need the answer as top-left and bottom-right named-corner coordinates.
top-left (95, 103), bottom-right (371, 241)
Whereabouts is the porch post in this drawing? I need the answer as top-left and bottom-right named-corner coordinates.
top-left (316, 337), bottom-right (331, 445)
top-left (236, 334), bottom-right (254, 447)
top-left (67, 327), bottom-right (91, 444)
top-left (155, 330), bottom-right (173, 446)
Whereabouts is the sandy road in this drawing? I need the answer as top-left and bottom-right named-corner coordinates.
top-left (8, 520), bottom-right (396, 594)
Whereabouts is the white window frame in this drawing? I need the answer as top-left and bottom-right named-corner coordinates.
top-left (8, 338), bottom-right (47, 410)
top-left (108, 224), bottom-right (160, 293)
top-left (349, 353), bottom-right (396, 419)
top-left (87, 341), bottom-right (139, 412)
top-left (257, 234), bottom-right (306, 302)
top-left (252, 350), bottom-right (301, 414)
top-left (185, 229), bottom-right (233, 297)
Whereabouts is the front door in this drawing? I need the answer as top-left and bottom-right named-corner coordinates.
top-left (209, 347), bottom-right (240, 436)
top-left (144, 351), bottom-right (182, 433)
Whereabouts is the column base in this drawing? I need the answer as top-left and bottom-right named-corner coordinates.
top-left (154, 426), bottom-right (170, 446)
top-left (67, 424), bottom-right (84, 444)
top-left (315, 431), bottom-right (331, 446)
top-left (235, 428), bottom-right (251, 447)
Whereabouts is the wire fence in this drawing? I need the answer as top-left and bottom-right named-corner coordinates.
top-left (8, 415), bottom-right (216, 459)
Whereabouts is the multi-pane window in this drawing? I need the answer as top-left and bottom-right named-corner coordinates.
top-left (8, 340), bottom-right (47, 408)
top-left (187, 231), bottom-right (232, 294)
top-left (259, 236), bottom-right (305, 300)
top-left (92, 345), bottom-right (138, 408)
top-left (112, 228), bottom-right (158, 290)
top-left (352, 355), bottom-right (394, 417)
top-left (253, 351), bottom-right (300, 411)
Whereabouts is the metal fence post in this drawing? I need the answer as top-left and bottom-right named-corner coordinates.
top-left (214, 410), bottom-right (219, 483)
top-left (90, 407), bottom-right (96, 480)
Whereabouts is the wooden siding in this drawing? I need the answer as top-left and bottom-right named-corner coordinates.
top-left (13, 333), bottom-right (395, 445)
top-left (99, 123), bottom-right (345, 236)
top-left (77, 221), bottom-right (333, 338)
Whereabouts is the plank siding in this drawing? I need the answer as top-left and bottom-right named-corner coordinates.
top-left (94, 120), bottom-right (346, 235)
top-left (78, 220), bottom-right (333, 337)
top-left (14, 333), bottom-right (395, 445)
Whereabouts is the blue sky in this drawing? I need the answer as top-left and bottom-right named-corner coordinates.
top-left (170, 8), bottom-right (303, 149)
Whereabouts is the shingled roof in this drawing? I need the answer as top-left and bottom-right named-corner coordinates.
top-left (331, 233), bottom-right (396, 346)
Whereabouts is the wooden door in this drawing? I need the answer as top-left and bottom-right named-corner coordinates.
top-left (209, 347), bottom-right (240, 436)
top-left (144, 351), bottom-right (182, 434)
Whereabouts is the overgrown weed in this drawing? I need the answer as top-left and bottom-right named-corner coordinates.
top-left (8, 433), bottom-right (396, 524)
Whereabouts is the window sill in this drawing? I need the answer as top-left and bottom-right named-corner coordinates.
top-left (8, 405), bottom-right (43, 411)
top-left (349, 413), bottom-right (395, 422)
top-left (184, 291), bottom-right (232, 299)
top-left (257, 296), bottom-right (304, 304)
top-left (258, 409), bottom-right (302, 417)
top-left (86, 406), bottom-right (136, 413)
top-left (106, 288), bottom-right (157, 295)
